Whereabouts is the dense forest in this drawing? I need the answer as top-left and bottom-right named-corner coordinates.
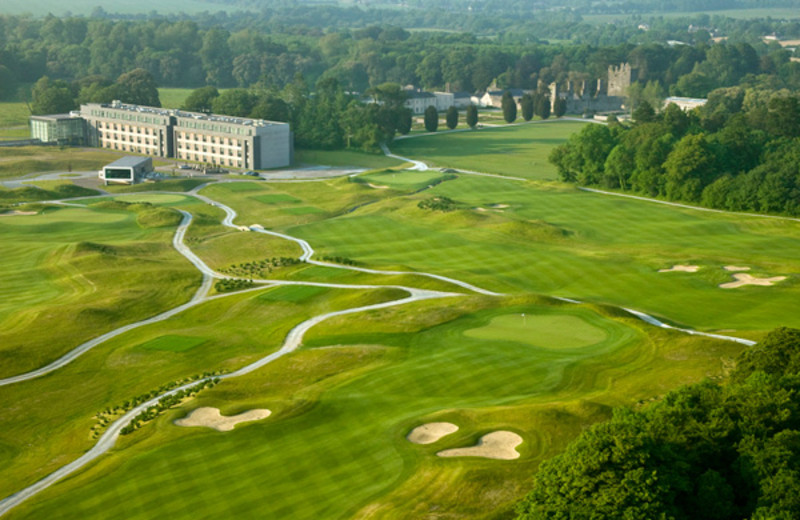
top-left (550, 86), bottom-right (800, 216)
top-left (516, 327), bottom-right (800, 519)
top-left (1, 9), bottom-right (800, 103)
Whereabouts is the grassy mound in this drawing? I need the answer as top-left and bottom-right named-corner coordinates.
top-left (136, 207), bottom-right (183, 228)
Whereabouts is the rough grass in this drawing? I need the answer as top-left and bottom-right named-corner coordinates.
top-left (0, 146), bottom-right (122, 179)
top-left (294, 149), bottom-right (405, 169)
top-left (0, 102), bottom-right (31, 127)
top-left (392, 120), bottom-right (588, 180)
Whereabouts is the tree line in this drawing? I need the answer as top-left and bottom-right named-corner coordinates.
top-left (550, 87), bottom-right (800, 216)
top-left (517, 327), bottom-right (800, 519)
top-left (3, 13), bottom-right (800, 103)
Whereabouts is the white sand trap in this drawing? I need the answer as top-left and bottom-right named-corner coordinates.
top-left (724, 265), bottom-right (751, 272)
top-left (174, 407), bottom-right (271, 432)
top-left (475, 207), bottom-right (488, 212)
top-left (720, 273), bottom-right (787, 289)
top-left (367, 182), bottom-right (389, 189)
top-left (407, 422), bottom-right (459, 444)
top-left (491, 204), bottom-right (510, 209)
top-left (0, 210), bottom-right (37, 217)
top-left (437, 431), bottom-right (523, 460)
top-left (658, 265), bottom-right (700, 273)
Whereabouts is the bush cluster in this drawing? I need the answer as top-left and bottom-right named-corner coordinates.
top-left (219, 257), bottom-right (302, 278)
top-left (92, 372), bottom-right (223, 438)
top-left (418, 196), bottom-right (459, 212)
top-left (119, 378), bottom-right (220, 436)
top-left (214, 278), bottom-right (255, 293)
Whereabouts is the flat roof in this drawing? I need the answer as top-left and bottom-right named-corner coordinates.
top-left (105, 156), bottom-right (152, 168)
top-left (30, 114), bottom-right (80, 121)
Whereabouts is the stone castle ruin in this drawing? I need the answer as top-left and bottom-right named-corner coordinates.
top-left (549, 63), bottom-right (637, 115)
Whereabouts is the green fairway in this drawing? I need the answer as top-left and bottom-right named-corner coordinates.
top-left (4, 117), bottom-right (799, 520)
top-left (5, 297), bottom-right (745, 520)
top-left (139, 335), bottom-right (207, 352)
top-left (392, 120), bottom-right (589, 180)
top-left (464, 312), bottom-right (609, 349)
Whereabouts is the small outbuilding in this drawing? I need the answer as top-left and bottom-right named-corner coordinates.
top-left (99, 156), bottom-right (153, 185)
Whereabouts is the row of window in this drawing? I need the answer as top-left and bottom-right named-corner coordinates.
top-left (99, 132), bottom-right (159, 147)
top-left (176, 151), bottom-right (243, 167)
top-left (90, 110), bottom-right (167, 125)
top-left (177, 132), bottom-right (242, 146)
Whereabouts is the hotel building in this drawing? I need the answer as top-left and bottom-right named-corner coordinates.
top-left (79, 101), bottom-right (292, 170)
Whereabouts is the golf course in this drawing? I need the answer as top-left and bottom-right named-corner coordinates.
top-left (1, 119), bottom-right (798, 519)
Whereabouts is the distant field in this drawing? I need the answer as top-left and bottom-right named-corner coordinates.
top-left (0, 102), bottom-right (31, 128)
top-left (158, 88), bottom-right (196, 110)
top-left (392, 120), bottom-right (589, 180)
top-left (0, 0), bottom-right (248, 15)
top-left (583, 7), bottom-right (800, 23)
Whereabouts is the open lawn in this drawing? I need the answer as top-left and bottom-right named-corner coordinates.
top-left (392, 120), bottom-right (589, 180)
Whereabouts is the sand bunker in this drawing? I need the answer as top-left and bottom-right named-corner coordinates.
top-left (724, 265), bottom-right (751, 272)
top-left (0, 210), bottom-right (37, 217)
top-left (367, 183), bottom-right (389, 189)
top-left (407, 422), bottom-right (459, 444)
top-left (174, 407), bottom-right (271, 432)
top-left (491, 204), bottom-right (510, 209)
top-left (720, 273), bottom-right (787, 289)
top-left (658, 265), bottom-right (700, 273)
top-left (437, 431), bottom-right (523, 460)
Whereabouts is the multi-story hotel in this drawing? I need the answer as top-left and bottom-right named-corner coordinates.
top-left (80, 101), bottom-right (292, 170)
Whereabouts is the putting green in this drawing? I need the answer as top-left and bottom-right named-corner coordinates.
top-left (358, 170), bottom-right (449, 190)
top-left (464, 313), bottom-right (608, 349)
top-left (138, 335), bottom-right (206, 352)
top-left (116, 194), bottom-right (187, 204)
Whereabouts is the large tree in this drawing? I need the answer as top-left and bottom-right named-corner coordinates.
top-left (115, 68), bottom-right (160, 107)
top-left (181, 86), bottom-right (219, 113)
top-left (31, 76), bottom-right (76, 114)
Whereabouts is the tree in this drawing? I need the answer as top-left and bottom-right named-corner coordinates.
top-left (181, 86), bottom-right (219, 113)
top-left (633, 100), bottom-right (657, 123)
top-left (501, 91), bottom-right (517, 123)
top-left (115, 69), bottom-right (160, 107)
top-left (445, 106), bottom-right (458, 130)
top-left (466, 104), bottom-right (478, 129)
top-left (424, 105), bottom-right (438, 132)
top-left (31, 76), bottom-right (76, 115)
top-left (553, 96), bottom-right (567, 117)
top-left (664, 133), bottom-right (718, 202)
top-left (396, 108), bottom-right (412, 135)
top-left (536, 93), bottom-right (551, 120)
top-left (520, 94), bottom-right (534, 121)
top-left (211, 89), bottom-right (257, 117)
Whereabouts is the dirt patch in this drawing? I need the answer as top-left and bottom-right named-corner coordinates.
top-left (658, 265), bottom-right (699, 273)
top-left (720, 273), bottom-right (787, 289)
top-left (407, 422), bottom-right (459, 444)
top-left (0, 210), bottom-right (37, 217)
top-left (724, 265), bottom-right (750, 272)
top-left (174, 407), bottom-right (271, 432)
top-left (437, 431), bottom-right (523, 460)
